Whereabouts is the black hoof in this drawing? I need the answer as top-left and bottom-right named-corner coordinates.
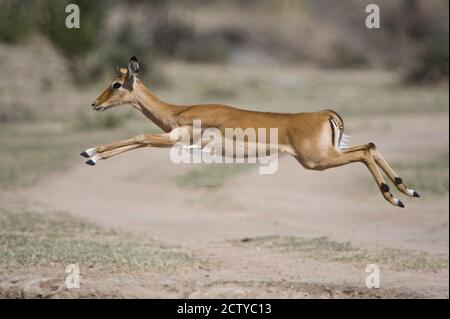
top-left (80, 151), bottom-right (90, 158)
top-left (380, 183), bottom-right (390, 193)
top-left (85, 159), bottom-right (96, 166)
top-left (397, 200), bottom-right (405, 208)
top-left (413, 191), bottom-right (420, 198)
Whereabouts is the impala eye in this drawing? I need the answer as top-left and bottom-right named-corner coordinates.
top-left (112, 82), bottom-right (122, 89)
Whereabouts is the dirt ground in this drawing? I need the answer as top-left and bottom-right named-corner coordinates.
top-left (1, 112), bottom-right (446, 298)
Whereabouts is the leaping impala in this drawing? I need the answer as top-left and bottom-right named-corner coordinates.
top-left (81, 56), bottom-right (420, 207)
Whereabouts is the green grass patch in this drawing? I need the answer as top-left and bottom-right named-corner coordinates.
top-left (176, 163), bottom-right (251, 189)
top-left (238, 235), bottom-right (448, 271)
top-left (0, 207), bottom-right (197, 270)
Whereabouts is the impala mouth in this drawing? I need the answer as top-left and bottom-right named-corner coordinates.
top-left (92, 105), bottom-right (105, 111)
top-left (80, 148), bottom-right (96, 158)
top-left (85, 154), bottom-right (101, 166)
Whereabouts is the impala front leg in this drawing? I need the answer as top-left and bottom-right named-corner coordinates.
top-left (81, 133), bottom-right (177, 166)
top-left (80, 136), bottom-right (144, 158)
top-left (85, 144), bottom-right (144, 165)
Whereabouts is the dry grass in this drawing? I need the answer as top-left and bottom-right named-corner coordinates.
top-left (0, 205), bottom-right (198, 271)
top-left (237, 235), bottom-right (449, 272)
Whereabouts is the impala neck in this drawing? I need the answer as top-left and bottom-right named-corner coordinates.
top-left (131, 80), bottom-right (181, 132)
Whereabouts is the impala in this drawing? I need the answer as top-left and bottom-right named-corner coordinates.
top-left (81, 56), bottom-right (420, 207)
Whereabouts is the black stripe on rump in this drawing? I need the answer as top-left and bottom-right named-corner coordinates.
top-left (329, 117), bottom-right (336, 147)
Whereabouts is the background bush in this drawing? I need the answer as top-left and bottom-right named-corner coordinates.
top-left (0, 0), bottom-right (37, 43)
top-left (0, 0), bottom-right (448, 85)
top-left (404, 26), bottom-right (449, 83)
top-left (40, 0), bottom-right (105, 58)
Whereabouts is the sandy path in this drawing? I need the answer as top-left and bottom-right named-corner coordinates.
top-left (17, 113), bottom-right (449, 298)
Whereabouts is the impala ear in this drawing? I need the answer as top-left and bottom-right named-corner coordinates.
top-left (123, 56), bottom-right (139, 89)
top-left (127, 56), bottom-right (139, 77)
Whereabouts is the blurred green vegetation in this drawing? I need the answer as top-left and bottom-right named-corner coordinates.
top-left (404, 27), bottom-right (449, 84)
top-left (152, 19), bottom-right (233, 63)
top-left (0, 0), bottom-right (448, 84)
top-left (0, 0), bottom-right (36, 43)
top-left (0, 0), bottom-right (104, 55)
top-left (41, 0), bottom-right (105, 57)
top-left (328, 42), bottom-right (368, 68)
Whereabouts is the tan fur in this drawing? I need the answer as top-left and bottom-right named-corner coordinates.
top-left (85, 57), bottom-right (420, 207)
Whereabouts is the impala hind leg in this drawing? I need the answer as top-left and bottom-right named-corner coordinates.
top-left (342, 143), bottom-right (420, 198)
top-left (299, 148), bottom-right (404, 207)
top-left (372, 149), bottom-right (420, 198)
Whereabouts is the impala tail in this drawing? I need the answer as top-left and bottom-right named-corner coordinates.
top-left (327, 110), bottom-right (350, 150)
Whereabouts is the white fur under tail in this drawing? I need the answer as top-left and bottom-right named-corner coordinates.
top-left (339, 134), bottom-right (351, 150)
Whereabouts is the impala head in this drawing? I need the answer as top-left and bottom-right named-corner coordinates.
top-left (91, 56), bottom-right (140, 111)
